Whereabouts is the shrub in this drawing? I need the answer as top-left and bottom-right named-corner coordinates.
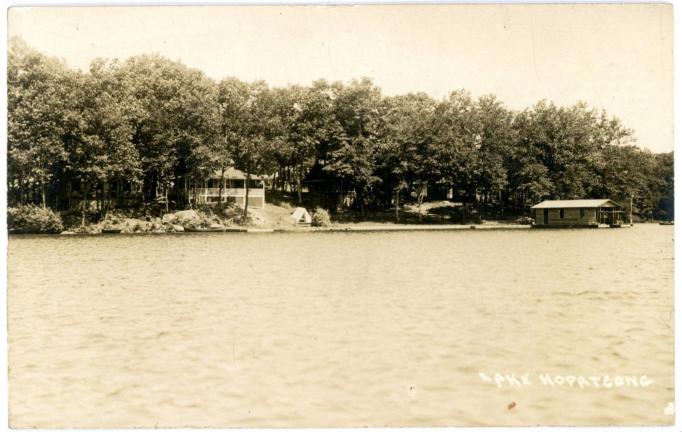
top-left (8, 205), bottom-right (64, 234)
top-left (61, 213), bottom-right (83, 229)
top-left (197, 202), bottom-right (240, 220)
top-left (101, 209), bottom-right (127, 229)
top-left (311, 207), bottom-right (332, 227)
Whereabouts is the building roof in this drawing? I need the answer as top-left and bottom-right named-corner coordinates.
top-left (531, 199), bottom-right (620, 209)
top-left (207, 168), bottom-right (267, 180)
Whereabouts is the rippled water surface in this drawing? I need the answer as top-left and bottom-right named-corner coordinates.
top-left (8, 225), bottom-right (674, 427)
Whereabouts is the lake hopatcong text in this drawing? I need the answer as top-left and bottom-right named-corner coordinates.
top-left (479, 372), bottom-right (654, 389)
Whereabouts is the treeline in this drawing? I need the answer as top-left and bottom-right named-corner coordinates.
top-left (8, 37), bottom-right (674, 221)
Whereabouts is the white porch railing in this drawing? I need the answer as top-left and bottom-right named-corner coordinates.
top-left (192, 188), bottom-right (264, 197)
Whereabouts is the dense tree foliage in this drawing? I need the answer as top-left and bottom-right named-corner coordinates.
top-left (8, 38), bottom-right (674, 222)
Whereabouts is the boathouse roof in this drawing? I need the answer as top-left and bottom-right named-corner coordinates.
top-left (531, 199), bottom-right (620, 209)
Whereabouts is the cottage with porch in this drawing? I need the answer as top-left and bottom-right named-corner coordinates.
top-left (183, 168), bottom-right (266, 209)
top-left (531, 199), bottom-right (624, 228)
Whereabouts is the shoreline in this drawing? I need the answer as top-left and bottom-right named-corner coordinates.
top-left (9, 222), bottom-right (656, 236)
top-left (9, 222), bottom-right (531, 236)
top-left (8, 200), bottom-right (662, 237)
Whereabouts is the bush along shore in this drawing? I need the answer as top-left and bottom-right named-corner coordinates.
top-left (7, 202), bottom-right (356, 235)
top-left (7, 204), bottom-right (245, 235)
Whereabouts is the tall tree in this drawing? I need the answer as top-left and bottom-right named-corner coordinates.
top-left (7, 37), bottom-right (73, 207)
top-left (224, 81), bottom-right (280, 221)
top-left (119, 55), bottom-right (216, 210)
top-left (432, 90), bottom-right (480, 204)
top-left (323, 78), bottom-right (383, 213)
top-left (380, 93), bottom-right (438, 220)
top-left (475, 95), bottom-right (514, 207)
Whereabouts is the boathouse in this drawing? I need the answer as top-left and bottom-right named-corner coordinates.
top-left (531, 199), bottom-right (624, 227)
top-left (183, 168), bottom-right (266, 209)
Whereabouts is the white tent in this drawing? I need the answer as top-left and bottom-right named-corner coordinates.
top-left (290, 207), bottom-right (312, 225)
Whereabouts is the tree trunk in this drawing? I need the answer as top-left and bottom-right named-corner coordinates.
top-left (285, 166), bottom-right (290, 193)
top-left (282, 166), bottom-right (286, 193)
top-left (96, 183), bottom-right (102, 220)
top-left (40, 181), bottom-right (46, 208)
top-left (117, 181), bottom-right (124, 209)
top-left (27, 180), bottom-right (32, 204)
top-left (218, 167), bottom-right (225, 204)
top-left (192, 176), bottom-right (197, 208)
top-left (417, 184), bottom-right (426, 221)
top-left (67, 181), bottom-right (72, 212)
top-left (102, 181), bottom-right (110, 221)
top-left (243, 171), bottom-right (251, 223)
top-left (297, 163), bottom-right (303, 204)
top-left (81, 182), bottom-right (89, 227)
top-left (395, 187), bottom-right (400, 223)
top-left (18, 174), bottom-right (24, 205)
top-left (337, 183), bottom-right (344, 213)
top-left (287, 166), bottom-right (293, 193)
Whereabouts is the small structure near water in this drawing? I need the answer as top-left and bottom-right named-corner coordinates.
top-left (290, 207), bottom-right (312, 226)
top-left (531, 199), bottom-right (625, 228)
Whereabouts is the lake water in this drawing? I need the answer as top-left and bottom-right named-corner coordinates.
top-left (8, 225), bottom-right (674, 427)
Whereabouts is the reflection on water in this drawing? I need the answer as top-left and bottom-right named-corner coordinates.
top-left (8, 226), bottom-right (674, 427)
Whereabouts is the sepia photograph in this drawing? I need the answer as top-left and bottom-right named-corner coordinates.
top-left (5, 2), bottom-right (675, 429)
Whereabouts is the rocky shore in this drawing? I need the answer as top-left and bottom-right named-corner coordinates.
top-left (59, 208), bottom-right (243, 235)
top-left (10, 201), bottom-right (534, 236)
top-left (57, 216), bottom-right (530, 235)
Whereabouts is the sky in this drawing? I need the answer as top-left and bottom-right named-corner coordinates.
top-left (7, 4), bottom-right (674, 152)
